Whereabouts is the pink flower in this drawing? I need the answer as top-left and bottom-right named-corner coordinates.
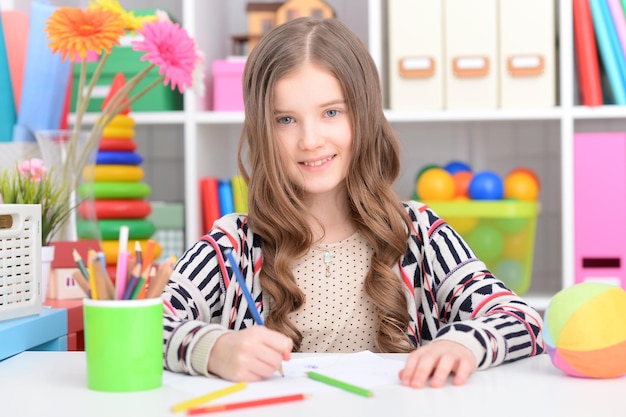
top-left (132, 20), bottom-right (196, 93)
top-left (17, 158), bottom-right (48, 181)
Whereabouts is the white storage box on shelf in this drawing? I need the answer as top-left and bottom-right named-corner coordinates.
top-left (498, 0), bottom-right (556, 108)
top-left (0, 205), bottom-right (42, 322)
top-left (444, 0), bottom-right (498, 109)
top-left (387, 0), bottom-right (444, 110)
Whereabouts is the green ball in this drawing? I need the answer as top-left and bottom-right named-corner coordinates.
top-left (493, 259), bottom-right (527, 294)
top-left (495, 217), bottom-right (528, 234)
top-left (466, 223), bottom-right (503, 264)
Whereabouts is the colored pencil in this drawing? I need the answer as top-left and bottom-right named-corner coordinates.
top-left (134, 240), bottom-right (143, 266)
top-left (171, 382), bottom-right (246, 413)
top-left (142, 239), bottom-right (156, 276)
top-left (186, 393), bottom-right (308, 415)
top-left (70, 270), bottom-right (91, 296)
top-left (97, 251), bottom-right (116, 299)
top-left (224, 249), bottom-right (284, 377)
top-left (224, 249), bottom-right (263, 324)
top-left (115, 225), bottom-right (129, 300)
top-left (145, 256), bottom-right (176, 298)
top-left (130, 266), bottom-right (149, 300)
top-left (307, 371), bottom-right (373, 397)
top-left (87, 251), bottom-right (98, 300)
top-left (72, 249), bottom-right (89, 281)
top-left (135, 264), bottom-right (155, 300)
top-left (90, 250), bottom-right (110, 300)
top-left (122, 263), bottom-right (141, 300)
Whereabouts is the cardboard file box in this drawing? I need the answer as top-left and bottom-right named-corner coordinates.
top-left (443, 0), bottom-right (498, 109)
top-left (387, 0), bottom-right (444, 110)
top-left (498, 0), bottom-right (556, 108)
top-left (574, 133), bottom-right (626, 289)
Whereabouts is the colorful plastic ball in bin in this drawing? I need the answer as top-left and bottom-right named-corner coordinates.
top-left (466, 223), bottom-right (503, 263)
top-left (444, 197), bottom-right (478, 234)
top-left (504, 169), bottom-right (540, 201)
top-left (413, 164), bottom-right (439, 199)
top-left (444, 160), bottom-right (472, 175)
top-left (544, 282), bottom-right (626, 379)
top-left (509, 167), bottom-right (540, 188)
top-left (468, 171), bottom-right (504, 200)
top-left (493, 259), bottom-right (526, 294)
top-left (452, 171), bottom-right (473, 198)
top-left (495, 216), bottom-right (528, 234)
top-left (501, 228), bottom-right (531, 261)
top-left (416, 167), bottom-right (455, 201)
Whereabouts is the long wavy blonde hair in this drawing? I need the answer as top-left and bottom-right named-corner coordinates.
top-left (237, 17), bottom-right (414, 353)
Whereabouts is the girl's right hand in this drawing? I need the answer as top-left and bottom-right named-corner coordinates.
top-left (207, 326), bottom-right (292, 381)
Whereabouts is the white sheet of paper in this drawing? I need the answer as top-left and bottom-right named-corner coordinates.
top-left (164, 350), bottom-right (406, 403)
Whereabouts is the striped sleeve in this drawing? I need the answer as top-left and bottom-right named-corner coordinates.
top-left (406, 201), bottom-right (545, 370)
top-left (162, 214), bottom-right (246, 375)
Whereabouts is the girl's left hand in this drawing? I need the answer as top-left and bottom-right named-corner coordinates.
top-left (398, 340), bottom-right (476, 389)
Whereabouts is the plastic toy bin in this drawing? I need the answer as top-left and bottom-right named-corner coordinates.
top-left (0, 204), bottom-right (42, 322)
top-left (425, 200), bottom-right (538, 295)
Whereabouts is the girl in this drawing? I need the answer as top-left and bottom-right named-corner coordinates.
top-left (162, 17), bottom-right (544, 389)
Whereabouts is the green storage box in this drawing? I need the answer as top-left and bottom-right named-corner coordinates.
top-left (424, 200), bottom-right (538, 295)
top-left (71, 9), bottom-right (183, 112)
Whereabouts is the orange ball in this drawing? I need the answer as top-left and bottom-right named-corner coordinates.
top-left (452, 171), bottom-right (473, 198)
top-left (509, 167), bottom-right (540, 188)
top-left (417, 168), bottom-right (455, 201)
top-left (504, 171), bottom-right (539, 201)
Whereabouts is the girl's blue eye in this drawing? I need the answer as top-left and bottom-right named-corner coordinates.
top-left (277, 116), bottom-right (293, 125)
top-left (326, 109), bottom-right (338, 117)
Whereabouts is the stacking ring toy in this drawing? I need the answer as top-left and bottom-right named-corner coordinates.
top-left (78, 199), bottom-right (152, 219)
top-left (108, 114), bottom-right (135, 127)
top-left (98, 219), bottom-right (156, 240)
top-left (96, 151), bottom-right (143, 165)
top-left (83, 165), bottom-right (144, 182)
top-left (101, 239), bottom-right (163, 264)
top-left (99, 139), bottom-right (137, 152)
top-left (78, 181), bottom-right (151, 199)
top-left (102, 126), bottom-right (135, 139)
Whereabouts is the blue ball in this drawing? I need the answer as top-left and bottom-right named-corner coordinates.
top-left (468, 170), bottom-right (504, 200)
top-left (444, 160), bottom-right (472, 175)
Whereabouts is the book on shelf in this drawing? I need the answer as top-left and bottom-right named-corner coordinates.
top-left (573, 0), bottom-right (603, 106)
top-left (199, 177), bottom-right (220, 233)
top-left (589, 0), bottom-right (626, 104)
top-left (200, 176), bottom-right (249, 234)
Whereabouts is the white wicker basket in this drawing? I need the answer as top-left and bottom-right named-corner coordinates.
top-left (0, 204), bottom-right (42, 322)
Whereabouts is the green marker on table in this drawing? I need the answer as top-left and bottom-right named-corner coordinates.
top-left (307, 371), bottom-right (373, 397)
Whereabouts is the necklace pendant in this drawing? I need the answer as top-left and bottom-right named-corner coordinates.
top-left (324, 250), bottom-right (333, 278)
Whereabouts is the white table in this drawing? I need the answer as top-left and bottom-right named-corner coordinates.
top-left (0, 351), bottom-right (624, 417)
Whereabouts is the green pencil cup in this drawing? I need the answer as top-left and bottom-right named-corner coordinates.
top-left (83, 297), bottom-right (163, 392)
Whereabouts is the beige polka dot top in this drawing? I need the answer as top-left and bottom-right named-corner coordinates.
top-left (287, 230), bottom-right (379, 353)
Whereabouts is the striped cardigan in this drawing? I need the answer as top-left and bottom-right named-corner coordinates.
top-left (162, 200), bottom-right (544, 375)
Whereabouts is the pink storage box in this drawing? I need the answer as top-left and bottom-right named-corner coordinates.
top-left (212, 59), bottom-right (246, 111)
top-left (574, 132), bottom-right (626, 289)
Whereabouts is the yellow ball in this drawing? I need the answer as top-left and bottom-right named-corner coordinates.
top-left (504, 171), bottom-right (539, 201)
top-left (417, 168), bottom-right (455, 201)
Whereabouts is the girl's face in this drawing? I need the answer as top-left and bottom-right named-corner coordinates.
top-left (273, 62), bottom-right (353, 198)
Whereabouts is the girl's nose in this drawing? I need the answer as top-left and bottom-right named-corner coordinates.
top-left (299, 121), bottom-right (323, 150)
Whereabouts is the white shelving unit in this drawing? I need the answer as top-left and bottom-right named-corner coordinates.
top-left (5, 0), bottom-right (625, 309)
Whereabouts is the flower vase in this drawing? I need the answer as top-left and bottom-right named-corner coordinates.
top-left (35, 129), bottom-right (101, 243)
top-left (41, 245), bottom-right (55, 302)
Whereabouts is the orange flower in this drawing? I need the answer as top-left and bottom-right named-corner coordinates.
top-left (44, 6), bottom-right (126, 61)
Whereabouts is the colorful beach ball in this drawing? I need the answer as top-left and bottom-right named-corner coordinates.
top-left (543, 282), bottom-right (626, 378)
